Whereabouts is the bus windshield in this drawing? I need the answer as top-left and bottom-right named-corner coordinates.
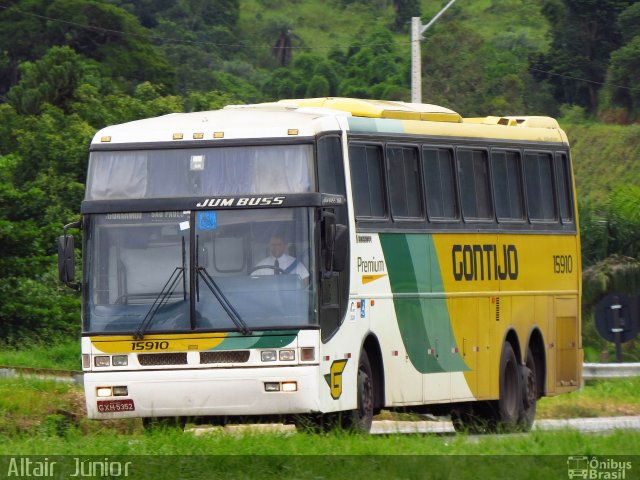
top-left (85, 144), bottom-right (314, 200)
top-left (85, 207), bottom-right (317, 334)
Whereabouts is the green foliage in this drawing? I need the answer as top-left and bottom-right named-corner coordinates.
top-left (602, 36), bottom-right (640, 120)
top-left (392, 0), bottom-right (420, 32)
top-left (0, 338), bottom-right (80, 370)
top-left (608, 185), bottom-right (640, 258)
top-left (536, 0), bottom-right (629, 112)
top-left (0, 0), bottom-right (638, 346)
top-left (7, 47), bottom-right (90, 115)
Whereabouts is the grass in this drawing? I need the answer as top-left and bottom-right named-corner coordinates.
top-left (0, 377), bottom-right (638, 445)
top-left (564, 122), bottom-right (640, 204)
top-left (537, 378), bottom-right (640, 419)
top-left (0, 338), bottom-right (80, 371)
top-left (0, 377), bottom-right (637, 478)
top-left (1, 431), bottom-right (638, 480)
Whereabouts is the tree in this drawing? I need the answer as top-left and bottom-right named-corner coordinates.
top-left (533, 0), bottom-right (631, 112)
top-left (263, 17), bottom-right (303, 67)
top-left (7, 47), bottom-right (91, 115)
top-left (421, 22), bottom-right (489, 115)
top-left (392, 0), bottom-right (420, 32)
top-left (604, 37), bottom-right (640, 118)
top-left (306, 75), bottom-right (330, 97)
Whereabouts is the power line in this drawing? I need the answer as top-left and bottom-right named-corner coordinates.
top-left (529, 67), bottom-right (638, 92)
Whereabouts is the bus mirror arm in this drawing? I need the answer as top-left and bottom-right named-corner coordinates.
top-left (58, 220), bottom-right (82, 290)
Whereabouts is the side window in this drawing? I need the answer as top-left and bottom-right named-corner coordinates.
top-left (348, 144), bottom-right (386, 219)
top-left (457, 149), bottom-right (492, 221)
top-left (555, 153), bottom-right (574, 223)
top-left (423, 147), bottom-right (458, 220)
top-left (317, 136), bottom-right (346, 196)
top-left (491, 150), bottom-right (524, 222)
top-left (386, 145), bottom-right (423, 219)
top-left (524, 152), bottom-right (556, 222)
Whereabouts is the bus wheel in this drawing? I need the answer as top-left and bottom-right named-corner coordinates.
top-left (518, 348), bottom-right (537, 430)
top-left (343, 350), bottom-right (374, 432)
top-left (496, 341), bottom-right (521, 431)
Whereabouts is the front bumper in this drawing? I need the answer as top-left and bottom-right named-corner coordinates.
top-left (84, 365), bottom-right (320, 419)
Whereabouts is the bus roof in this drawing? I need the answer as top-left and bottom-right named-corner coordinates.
top-left (92, 97), bottom-right (568, 146)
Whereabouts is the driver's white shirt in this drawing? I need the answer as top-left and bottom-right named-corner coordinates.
top-left (254, 253), bottom-right (309, 280)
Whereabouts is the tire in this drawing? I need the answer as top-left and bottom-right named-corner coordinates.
top-left (495, 341), bottom-right (522, 431)
top-left (342, 350), bottom-right (374, 433)
top-left (518, 347), bottom-right (538, 430)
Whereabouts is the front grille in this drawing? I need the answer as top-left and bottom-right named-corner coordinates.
top-left (138, 353), bottom-right (188, 366)
top-left (200, 350), bottom-right (250, 364)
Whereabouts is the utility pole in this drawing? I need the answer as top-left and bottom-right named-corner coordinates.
top-left (411, 0), bottom-right (458, 104)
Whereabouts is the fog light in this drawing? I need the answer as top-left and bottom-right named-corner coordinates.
top-left (264, 382), bottom-right (280, 392)
top-left (82, 354), bottom-right (90, 369)
top-left (300, 347), bottom-right (315, 362)
top-left (112, 355), bottom-right (128, 367)
top-left (96, 387), bottom-right (112, 397)
top-left (112, 386), bottom-right (128, 396)
top-left (94, 356), bottom-right (110, 367)
top-left (261, 350), bottom-right (277, 362)
top-left (279, 349), bottom-right (295, 361)
top-left (281, 381), bottom-right (297, 392)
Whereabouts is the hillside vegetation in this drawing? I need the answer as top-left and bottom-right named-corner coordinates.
top-left (0, 0), bottom-right (638, 348)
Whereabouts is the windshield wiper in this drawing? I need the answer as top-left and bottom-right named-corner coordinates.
top-left (134, 238), bottom-right (187, 340)
top-left (197, 266), bottom-right (251, 335)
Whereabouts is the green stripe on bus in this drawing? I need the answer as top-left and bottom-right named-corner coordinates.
top-left (207, 330), bottom-right (299, 350)
top-left (379, 233), bottom-right (468, 374)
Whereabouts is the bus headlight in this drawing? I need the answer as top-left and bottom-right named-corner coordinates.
top-left (94, 356), bottom-right (110, 367)
top-left (264, 382), bottom-right (280, 392)
top-left (112, 355), bottom-right (128, 367)
top-left (279, 349), bottom-right (295, 361)
top-left (281, 382), bottom-right (297, 392)
top-left (96, 387), bottom-right (112, 397)
top-left (261, 350), bottom-right (277, 362)
top-left (112, 386), bottom-right (128, 396)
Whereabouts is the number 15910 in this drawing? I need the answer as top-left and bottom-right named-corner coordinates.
top-left (553, 255), bottom-right (573, 274)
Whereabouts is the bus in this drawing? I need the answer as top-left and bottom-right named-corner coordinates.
top-left (59, 97), bottom-right (582, 432)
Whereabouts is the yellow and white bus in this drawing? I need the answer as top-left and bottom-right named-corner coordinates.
top-left (59, 98), bottom-right (582, 432)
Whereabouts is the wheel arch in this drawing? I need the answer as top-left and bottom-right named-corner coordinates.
top-left (526, 327), bottom-right (547, 397)
top-left (503, 328), bottom-right (522, 364)
top-left (362, 333), bottom-right (385, 411)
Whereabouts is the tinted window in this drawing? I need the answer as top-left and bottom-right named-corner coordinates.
top-left (491, 150), bottom-right (524, 221)
top-left (555, 153), bottom-right (573, 223)
top-left (349, 144), bottom-right (386, 219)
top-left (317, 136), bottom-right (346, 196)
top-left (457, 149), bottom-right (492, 220)
top-left (524, 152), bottom-right (556, 222)
top-left (387, 145), bottom-right (423, 219)
top-left (423, 147), bottom-right (457, 220)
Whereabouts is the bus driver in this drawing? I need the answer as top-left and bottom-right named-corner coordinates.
top-left (252, 232), bottom-right (309, 282)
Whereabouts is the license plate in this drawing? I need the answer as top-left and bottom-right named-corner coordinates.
top-left (97, 399), bottom-right (135, 413)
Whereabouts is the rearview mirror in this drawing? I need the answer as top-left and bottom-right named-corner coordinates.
top-left (332, 224), bottom-right (348, 272)
top-left (58, 235), bottom-right (75, 284)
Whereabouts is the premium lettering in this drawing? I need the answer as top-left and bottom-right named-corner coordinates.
top-left (357, 256), bottom-right (385, 273)
top-left (452, 244), bottom-right (518, 281)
